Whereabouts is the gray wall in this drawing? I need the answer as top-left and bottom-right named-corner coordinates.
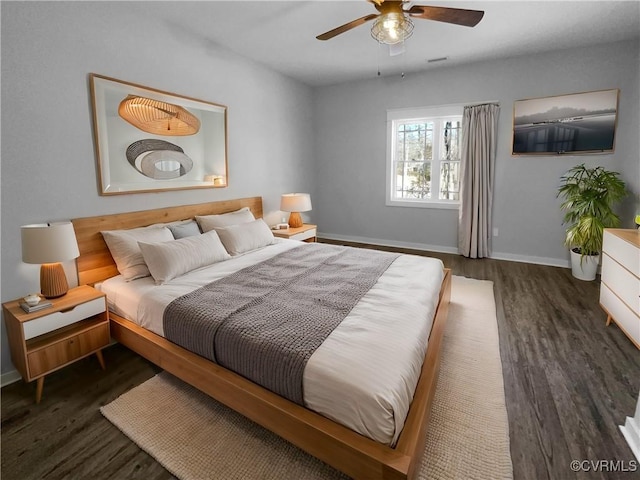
top-left (0, 2), bottom-right (315, 376)
top-left (2, 2), bottom-right (638, 379)
top-left (312, 40), bottom-right (640, 265)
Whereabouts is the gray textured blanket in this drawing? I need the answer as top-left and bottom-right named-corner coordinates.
top-left (163, 243), bottom-right (399, 404)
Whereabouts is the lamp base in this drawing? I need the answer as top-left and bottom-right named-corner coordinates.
top-left (288, 212), bottom-right (303, 228)
top-left (40, 263), bottom-right (69, 298)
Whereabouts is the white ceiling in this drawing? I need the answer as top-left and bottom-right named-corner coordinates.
top-left (138, 1), bottom-right (640, 87)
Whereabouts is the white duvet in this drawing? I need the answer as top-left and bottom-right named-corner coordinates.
top-left (98, 239), bottom-right (444, 445)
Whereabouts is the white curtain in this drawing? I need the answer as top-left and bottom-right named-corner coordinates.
top-left (458, 103), bottom-right (500, 258)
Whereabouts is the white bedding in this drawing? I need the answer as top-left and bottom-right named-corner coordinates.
top-left (98, 238), bottom-right (445, 445)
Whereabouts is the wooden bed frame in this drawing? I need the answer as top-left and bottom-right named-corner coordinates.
top-left (72, 196), bottom-right (451, 480)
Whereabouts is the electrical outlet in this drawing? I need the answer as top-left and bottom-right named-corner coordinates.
top-left (493, 227), bottom-right (499, 237)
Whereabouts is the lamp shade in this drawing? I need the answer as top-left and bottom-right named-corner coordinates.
top-left (21, 222), bottom-right (80, 264)
top-left (280, 193), bottom-right (312, 213)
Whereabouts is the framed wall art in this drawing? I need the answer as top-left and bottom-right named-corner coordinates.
top-left (89, 73), bottom-right (228, 194)
top-left (512, 89), bottom-right (619, 155)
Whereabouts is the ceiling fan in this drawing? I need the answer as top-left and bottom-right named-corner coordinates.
top-left (316, 0), bottom-right (484, 45)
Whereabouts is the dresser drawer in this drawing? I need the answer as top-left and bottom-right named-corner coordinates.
top-left (23, 297), bottom-right (106, 340)
top-left (27, 322), bottom-right (109, 378)
top-left (601, 253), bottom-right (640, 315)
top-left (603, 230), bottom-right (640, 278)
top-left (600, 284), bottom-right (640, 347)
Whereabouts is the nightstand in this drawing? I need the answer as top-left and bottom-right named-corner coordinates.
top-left (273, 224), bottom-right (317, 243)
top-left (2, 285), bottom-right (110, 403)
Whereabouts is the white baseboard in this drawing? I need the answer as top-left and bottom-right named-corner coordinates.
top-left (318, 231), bottom-right (570, 268)
top-left (1, 370), bottom-right (22, 388)
top-left (620, 416), bottom-right (640, 462)
top-left (489, 251), bottom-right (570, 269)
top-left (318, 232), bottom-right (459, 255)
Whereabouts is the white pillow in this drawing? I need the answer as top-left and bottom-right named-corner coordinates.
top-left (102, 226), bottom-right (174, 281)
top-left (215, 218), bottom-right (275, 256)
top-left (138, 230), bottom-right (231, 285)
top-left (196, 207), bottom-right (255, 232)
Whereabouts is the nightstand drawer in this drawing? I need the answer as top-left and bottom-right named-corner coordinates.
top-left (289, 227), bottom-right (316, 241)
top-left (27, 322), bottom-right (109, 378)
top-left (23, 297), bottom-right (106, 340)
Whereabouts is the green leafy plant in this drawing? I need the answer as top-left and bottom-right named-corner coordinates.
top-left (557, 164), bottom-right (626, 258)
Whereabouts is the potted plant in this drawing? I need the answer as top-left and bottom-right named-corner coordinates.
top-left (557, 163), bottom-right (626, 280)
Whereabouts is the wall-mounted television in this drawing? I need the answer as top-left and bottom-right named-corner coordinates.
top-left (512, 89), bottom-right (619, 155)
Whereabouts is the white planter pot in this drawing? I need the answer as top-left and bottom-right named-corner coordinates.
top-left (570, 249), bottom-right (600, 281)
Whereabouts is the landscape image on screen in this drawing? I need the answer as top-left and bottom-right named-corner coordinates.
top-left (512, 89), bottom-right (618, 155)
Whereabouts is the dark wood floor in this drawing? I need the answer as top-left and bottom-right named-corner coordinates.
top-left (2, 241), bottom-right (639, 480)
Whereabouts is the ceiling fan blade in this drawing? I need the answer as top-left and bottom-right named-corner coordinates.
top-left (316, 14), bottom-right (379, 40)
top-left (407, 5), bottom-right (484, 27)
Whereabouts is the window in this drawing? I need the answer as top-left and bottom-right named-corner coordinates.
top-left (386, 105), bottom-right (463, 209)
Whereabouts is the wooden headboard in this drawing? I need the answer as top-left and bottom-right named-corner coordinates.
top-left (72, 197), bottom-right (263, 286)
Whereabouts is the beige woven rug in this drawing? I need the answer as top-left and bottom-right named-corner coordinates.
top-left (101, 275), bottom-right (513, 479)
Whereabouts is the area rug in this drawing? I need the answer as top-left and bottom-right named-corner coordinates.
top-left (101, 275), bottom-right (513, 479)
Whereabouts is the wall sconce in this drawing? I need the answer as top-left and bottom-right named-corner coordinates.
top-left (119, 95), bottom-right (200, 136)
top-left (280, 193), bottom-right (312, 228)
top-left (21, 222), bottom-right (80, 298)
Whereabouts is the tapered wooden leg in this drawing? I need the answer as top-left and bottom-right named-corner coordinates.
top-left (96, 350), bottom-right (106, 370)
top-left (606, 315), bottom-right (612, 326)
top-left (35, 377), bottom-right (44, 404)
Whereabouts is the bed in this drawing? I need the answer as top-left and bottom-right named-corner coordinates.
top-left (72, 197), bottom-right (451, 480)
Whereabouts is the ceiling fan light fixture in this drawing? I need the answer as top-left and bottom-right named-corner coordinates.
top-left (371, 12), bottom-right (413, 45)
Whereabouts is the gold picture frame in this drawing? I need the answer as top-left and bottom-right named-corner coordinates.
top-left (89, 74), bottom-right (228, 195)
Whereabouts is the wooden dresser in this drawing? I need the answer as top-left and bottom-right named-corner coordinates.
top-left (600, 229), bottom-right (640, 349)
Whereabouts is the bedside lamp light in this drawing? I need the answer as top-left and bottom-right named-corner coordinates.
top-left (280, 193), bottom-right (312, 228)
top-left (21, 222), bottom-right (80, 298)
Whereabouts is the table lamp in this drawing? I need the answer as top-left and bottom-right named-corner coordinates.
top-left (21, 222), bottom-right (80, 298)
top-left (280, 193), bottom-right (312, 228)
